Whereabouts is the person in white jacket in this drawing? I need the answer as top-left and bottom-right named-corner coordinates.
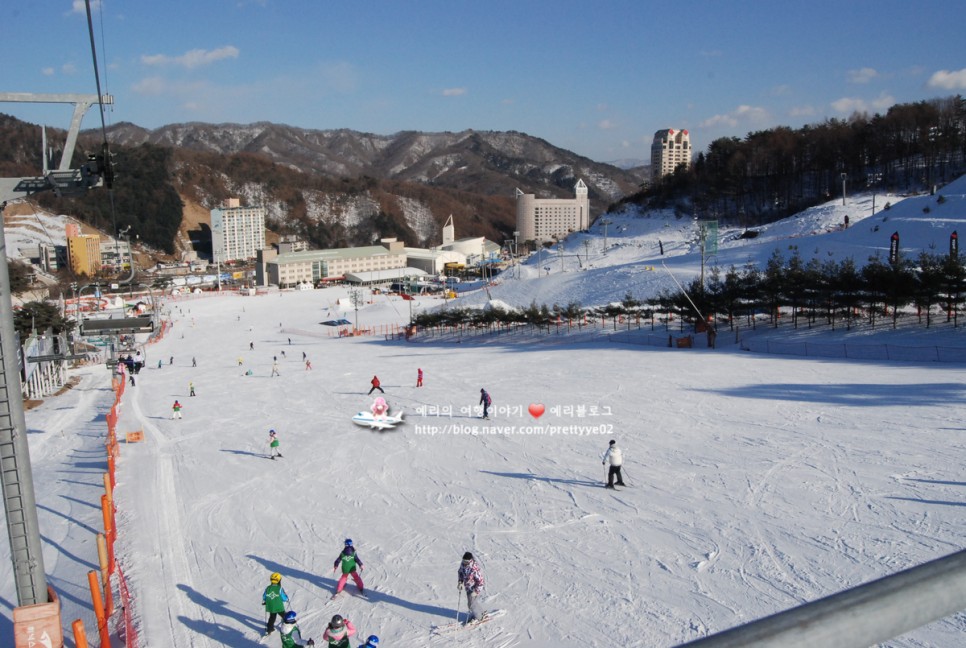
top-left (602, 439), bottom-right (625, 489)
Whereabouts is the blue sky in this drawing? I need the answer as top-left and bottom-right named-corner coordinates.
top-left (2, 0), bottom-right (965, 164)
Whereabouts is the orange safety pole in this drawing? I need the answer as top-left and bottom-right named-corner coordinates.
top-left (107, 454), bottom-right (116, 489)
top-left (72, 619), bottom-right (89, 648)
top-left (100, 496), bottom-right (115, 572)
top-left (87, 571), bottom-right (110, 648)
top-left (96, 533), bottom-right (113, 615)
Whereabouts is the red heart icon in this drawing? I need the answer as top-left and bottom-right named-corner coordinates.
top-left (528, 403), bottom-right (545, 419)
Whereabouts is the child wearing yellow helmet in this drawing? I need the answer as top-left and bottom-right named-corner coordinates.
top-left (262, 571), bottom-right (290, 636)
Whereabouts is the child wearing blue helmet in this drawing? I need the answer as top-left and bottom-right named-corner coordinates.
top-left (332, 538), bottom-right (365, 596)
top-left (279, 609), bottom-right (315, 647)
top-left (359, 636), bottom-right (379, 647)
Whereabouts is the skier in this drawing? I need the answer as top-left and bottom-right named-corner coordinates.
top-left (262, 572), bottom-right (290, 636)
top-left (250, 341), bottom-right (255, 350)
top-left (359, 636), bottom-right (379, 648)
top-left (169, 356), bottom-right (174, 365)
top-left (158, 359), bottom-right (163, 369)
top-left (368, 376), bottom-right (384, 395)
top-left (272, 361), bottom-right (281, 377)
top-left (305, 359), bottom-right (313, 371)
top-left (171, 400), bottom-right (183, 420)
top-left (371, 397), bottom-right (389, 420)
top-left (416, 368), bottom-right (423, 387)
top-left (279, 610), bottom-right (315, 647)
top-left (457, 552), bottom-right (486, 623)
top-left (479, 388), bottom-right (492, 420)
top-left (189, 382), bottom-right (196, 397)
top-left (602, 439), bottom-right (625, 489)
top-left (332, 539), bottom-right (364, 596)
top-left (322, 614), bottom-right (356, 648)
top-left (269, 430), bottom-right (283, 459)
top-left (192, 356), bottom-right (197, 367)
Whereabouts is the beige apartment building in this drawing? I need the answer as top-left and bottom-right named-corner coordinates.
top-left (651, 129), bottom-right (693, 180)
top-left (210, 198), bottom-right (266, 262)
top-left (515, 179), bottom-right (590, 245)
top-left (259, 238), bottom-right (408, 288)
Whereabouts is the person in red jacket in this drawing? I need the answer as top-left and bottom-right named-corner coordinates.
top-left (416, 367), bottom-right (423, 387)
top-left (368, 375), bottom-right (384, 395)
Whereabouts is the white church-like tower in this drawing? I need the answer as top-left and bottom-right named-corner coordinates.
top-left (515, 179), bottom-right (590, 246)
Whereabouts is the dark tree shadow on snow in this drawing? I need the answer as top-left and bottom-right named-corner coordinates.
top-left (480, 470), bottom-right (600, 488)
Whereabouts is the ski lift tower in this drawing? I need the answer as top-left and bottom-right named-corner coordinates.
top-left (1, 91), bottom-right (113, 645)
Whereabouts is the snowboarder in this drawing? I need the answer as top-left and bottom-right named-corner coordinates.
top-left (602, 439), bottom-right (625, 489)
top-left (189, 382), bottom-right (196, 397)
top-left (479, 388), bottom-right (491, 420)
top-left (269, 430), bottom-right (283, 459)
top-left (416, 368), bottom-right (423, 387)
top-left (262, 572), bottom-right (290, 636)
top-left (279, 610), bottom-right (315, 647)
top-left (322, 614), bottom-right (355, 648)
top-left (171, 400), bottom-right (183, 419)
top-left (368, 376), bottom-right (384, 395)
top-left (457, 552), bottom-right (486, 623)
top-left (359, 636), bottom-right (379, 647)
top-left (332, 538), bottom-right (364, 595)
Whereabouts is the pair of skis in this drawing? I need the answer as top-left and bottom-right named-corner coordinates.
top-left (432, 609), bottom-right (506, 635)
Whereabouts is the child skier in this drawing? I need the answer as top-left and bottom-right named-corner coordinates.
top-left (321, 614), bottom-right (356, 648)
top-left (368, 376), bottom-right (384, 395)
top-left (416, 368), bottom-right (423, 387)
top-left (268, 430), bottom-right (283, 459)
top-left (359, 636), bottom-right (379, 648)
top-left (602, 439), bottom-right (625, 489)
top-left (479, 388), bottom-right (492, 420)
top-left (189, 382), bottom-right (196, 397)
top-left (457, 552), bottom-right (486, 623)
top-left (171, 400), bottom-right (183, 419)
top-left (279, 610), bottom-right (315, 647)
top-left (332, 539), bottom-right (364, 596)
top-left (262, 572), bottom-right (290, 636)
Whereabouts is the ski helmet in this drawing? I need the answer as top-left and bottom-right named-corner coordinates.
top-left (329, 614), bottom-right (345, 629)
top-left (366, 636), bottom-right (380, 646)
top-left (462, 551), bottom-right (473, 562)
top-left (270, 429), bottom-right (276, 435)
top-left (284, 610), bottom-right (297, 622)
top-left (270, 572), bottom-right (282, 584)
top-left (344, 538), bottom-right (353, 547)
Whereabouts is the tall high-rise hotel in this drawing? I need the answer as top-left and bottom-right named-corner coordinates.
top-left (515, 179), bottom-right (590, 245)
top-left (210, 198), bottom-right (266, 262)
top-left (651, 129), bottom-right (692, 180)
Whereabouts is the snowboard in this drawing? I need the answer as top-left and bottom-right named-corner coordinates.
top-left (432, 609), bottom-right (506, 635)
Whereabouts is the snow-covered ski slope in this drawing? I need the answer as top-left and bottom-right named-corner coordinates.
top-left (2, 177), bottom-right (966, 647)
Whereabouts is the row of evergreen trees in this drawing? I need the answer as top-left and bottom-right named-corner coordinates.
top-left (626, 95), bottom-right (966, 228)
top-left (413, 249), bottom-right (966, 333)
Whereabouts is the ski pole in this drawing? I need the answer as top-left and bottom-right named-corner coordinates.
top-left (456, 588), bottom-right (462, 624)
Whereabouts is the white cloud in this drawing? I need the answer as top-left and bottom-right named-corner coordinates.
top-left (700, 104), bottom-right (770, 129)
top-left (830, 92), bottom-right (895, 115)
top-left (42, 67), bottom-right (55, 76)
top-left (598, 119), bottom-right (617, 130)
top-left (847, 67), bottom-right (879, 84)
top-left (442, 87), bottom-right (467, 97)
top-left (141, 46), bottom-right (240, 70)
top-left (927, 68), bottom-right (966, 90)
top-left (72, 0), bottom-right (101, 14)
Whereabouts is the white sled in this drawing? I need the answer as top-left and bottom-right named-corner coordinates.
top-left (352, 411), bottom-right (404, 430)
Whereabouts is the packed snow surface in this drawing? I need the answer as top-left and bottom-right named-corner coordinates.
top-left (3, 177), bottom-right (966, 647)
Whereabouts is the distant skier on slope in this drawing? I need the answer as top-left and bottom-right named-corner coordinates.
top-left (479, 389), bottom-right (492, 420)
top-left (171, 400), bottom-right (183, 419)
top-left (602, 439), bottom-right (625, 489)
top-left (416, 367), bottom-right (423, 387)
top-left (332, 539), bottom-right (364, 596)
top-left (322, 614), bottom-right (356, 648)
top-left (262, 572), bottom-right (290, 636)
top-left (278, 610), bottom-right (315, 647)
top-left (268, 430), bottom-right (283, 459)
top-left (457, 551), bottom-right (486, 623)
top-left (368, 375), bottom-right (384, 395)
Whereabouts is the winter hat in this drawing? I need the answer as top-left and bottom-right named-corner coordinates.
top-left (609, 439), bottom-right (616, 446)
top-left (462, 551), bottom-right (473, 561)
